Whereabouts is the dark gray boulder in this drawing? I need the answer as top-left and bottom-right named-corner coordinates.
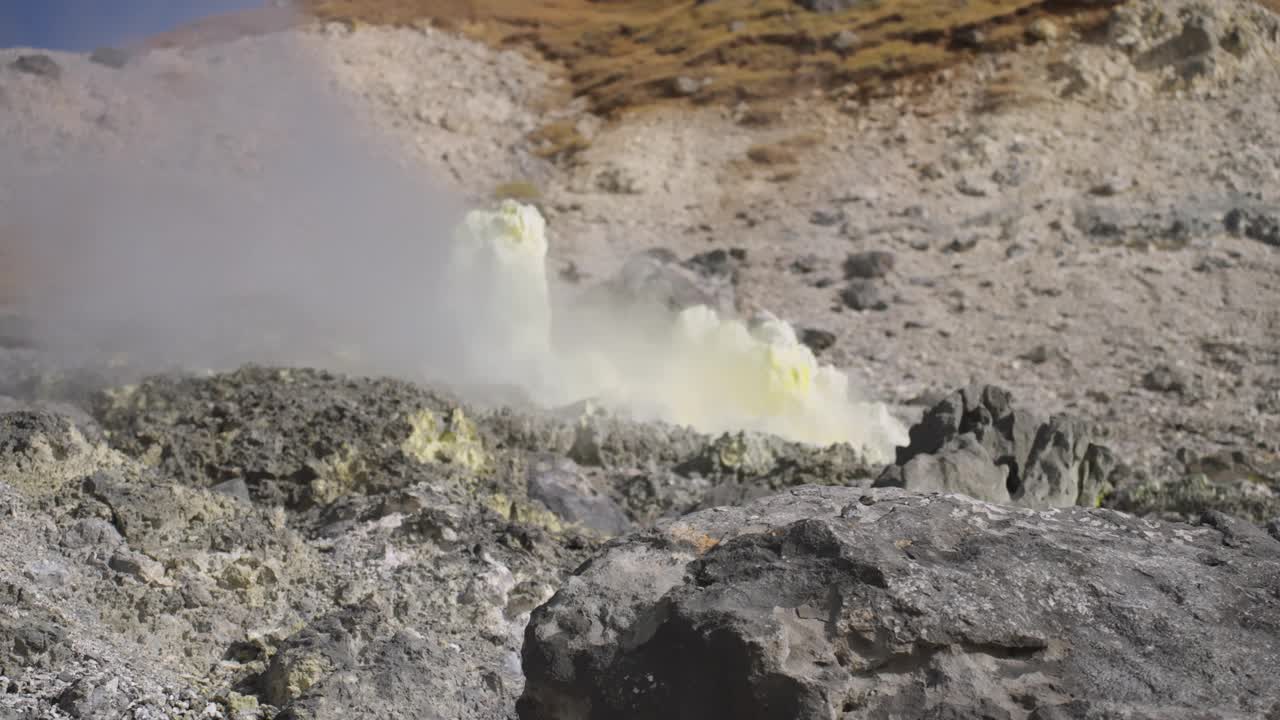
top-left (875, 385), bottom-right (1117, 509)
top-left (1134, 13), bottom-right (1218, 81)
top-left (876, 432), bottom-right (1011, 502)
top-left (795, 0), bottom-right (874, 13)
top-left (839, 279), bottom-right (888, 311)
top-left (88, 47), bottom-right (132, 69)
top-left (8, 54), bottom-right (61, 80)
top-left (518, 486), bottom-right (1280, 720)
top-left (527, 454), bottom-right (631, 536)
top-left (683, 247), bottom-right (747, 292)
top-left (843, 250), bottom-right (895, 280)
top-left (798, 327), bottom-right (836, 355)
top-left (1071, 201), bottom-right (1219, 249)
top-left (1142, 364), bottom-right (1191, 394)
top-left (577, 249), bottom-right (737, 320)
top-left (56, 675), bottom-right (127, 719)
top-left (1224, 206), bottom-right (1280, 247)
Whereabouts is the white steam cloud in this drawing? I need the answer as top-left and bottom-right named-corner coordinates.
top-left (1, 15), bottom-right (907, 461)
top-left (6, 21), bottom-right (468, 378)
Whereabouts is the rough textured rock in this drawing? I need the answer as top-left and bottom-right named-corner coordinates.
top-left (842, 250), bottom-right (895, 280)
top-left (798, 327), bottom-right (836, 355)
top-left (92, 366), bottom-right (490, 513)
top-left (0, 373), bottom-right (605, 719)
top-left (0, 365), bottom-right (892, 718)
top-left (839, 279), bottom-right (888, 311)
top-left (3, 2), bottom-right (1280, 716)
top-left (527, 454), bottom-right (631, 536)
top-left (57, 675), bottom-right (127, 718)
top-left (1106, 448), bottom-right (1280, 524)
top-left (579, 249), bottom-right (737, 319)
top-left (1224, 205), bottom-right (1280, 247)
top-left (683, 247), bottom-right (746, 297)
top-left (1134, 13), bottom-right (1219, 80)
top-left (795, 0), bottom-right (866, 13)
top-left (8, 54), bottom-right (61, 80)
top-left (875, 385), bottom-right (1117, 509)
top-left (88, 47), bottom-right (132, 69)
top-left (1141, 363), bottom-right (1192, 394)
top-left (257, 606), bottom-right (485, 719)
top-left (519, 485), bottom-right (1280, 720)
top-left (1071, 200), bottom-right (1222, 249)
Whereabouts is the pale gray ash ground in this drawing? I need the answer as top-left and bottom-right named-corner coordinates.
top-left (1, 1), bottom-right (1280, 718)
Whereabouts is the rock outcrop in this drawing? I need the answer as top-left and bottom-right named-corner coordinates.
top-left (519, 485), bottom-right (1280, 720)
top-left (874, 385), bottom-right (1118, 509)
top-left (0, 367), bottom-right (887, 718)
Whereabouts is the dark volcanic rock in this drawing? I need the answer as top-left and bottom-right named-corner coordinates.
top-left (1072, 202), bottom-right (1219, 248)
top-left (527, 454), bottom-right (631, 536)
top-left (259, 606), bottom-right (490, 719)
top-left (57, 675), bottom-right (126, 719)
top-left (1142, 363), bottom-right (1190, 394)
top-left (809, 208), bottom-right (845, 226)
top-left (874, 385), bottom-right (1117, 508)
top-left (0, 376), bottom-right (608, 720)
top-left (839, 279), bottom-right (888, 311)
top-left (518, 486), bottom-right (1280, 720)
top-left (89, 47), bottom-right (132, 69)
top-left (0, 410), bottom-right (74, 457)
top-left (8, 54), bottom-right (61, 80)
top-left (91, 366), bottom-right (481, 511)
top-left (581, 250), bottom-right (736, 317)
top-left (6, 618), bottom-right (65, 667)
top-left (1224, 206), bottom-right (1280, 247)
top-left (798, 327), bottom-right (836, 355)
top-left (1135, 13), bottom-right (1218, 80)
top-left (1106, 449), bottom-right (1280, 525)
top-left (842, 250), bottom-right (895, 279)
top-left (795, 0), bottom-right (867, 13)
top-left (788, 254), bottom-right (823, 275)
top-left (683, 247), bottom-right (747, 287)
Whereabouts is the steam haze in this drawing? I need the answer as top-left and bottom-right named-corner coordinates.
top-left (2, 5), bottom-right (908, 460)
top-left (5, 10), bottom-right (488, 389)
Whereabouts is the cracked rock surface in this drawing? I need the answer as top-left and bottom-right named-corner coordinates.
top-left (519, 486), bottom-right (1280, 720)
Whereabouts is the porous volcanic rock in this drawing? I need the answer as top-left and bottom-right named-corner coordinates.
top-left (0, 365), bottom-right (897, 718)
top-left (875, 385), bottom-right (1118, 509)
top-left (518, 485), bottom-right (1280, 720)
top-left (576, 247), bottom-right (739, 320)
top-left (1105, 447), bottom-right (1280, 525)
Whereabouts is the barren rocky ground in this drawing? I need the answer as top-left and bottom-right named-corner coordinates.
top-left (2, 0), bottom-right (1280, 718)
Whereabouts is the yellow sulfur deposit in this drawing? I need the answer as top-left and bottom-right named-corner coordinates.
top-left (401, 408), bottom-right (488, 472)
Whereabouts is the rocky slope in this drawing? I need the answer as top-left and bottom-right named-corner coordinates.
top-left (2, 0), bottom-right (1280, 717)
top-left (1, 373), bottom-right (1278, 718)
top-left (520, 486), bottom-right (1280, 719)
